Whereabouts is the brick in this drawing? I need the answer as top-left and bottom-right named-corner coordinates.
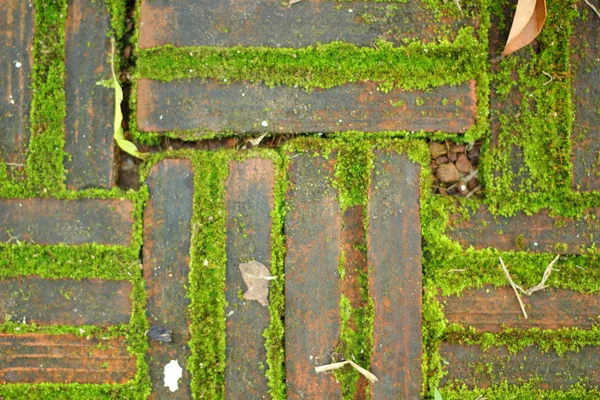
top-left (440, 343), bottom-right (600, 390)
top-left (441, 285), bottom-right (600, 332)
top-left (0, 277), bottom-right (131, 327)
top-left (0, 198), bottom-right (134, 245)
top-left (0, 333), bottom-right (136, 384)
top-left (570, 2), bottom-right (600, 191)
top-left (368, 151), bottom-right (422, 399)
top-left (0, 0), bottom-right (34, 174)
top-left (139, 0), bottom-right (475, 49)
top-left (136, 79), bottom-right (477, 136)
top-left (224, 158), bottom-right (274, 399)
top-left (285, 152), bottom-right (342, 399)
top-left (447, 206), bottom-right (600, 254)
top-left (143, 159), bottom-right (194, 399)
top-left (64, 0), bottom-right (115, 189)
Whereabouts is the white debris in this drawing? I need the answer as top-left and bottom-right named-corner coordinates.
top-left (164, 360), bottom-right (183, 392)
top-left (261, 120), bottom-right (269, 127)
top-left (14, 61), bottom-right (22, 68)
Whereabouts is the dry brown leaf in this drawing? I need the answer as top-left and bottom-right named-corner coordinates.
top-left (501, 0), bottom-right (546, 57)
top-left (240, 260), bottom-right (275, 306)
top-left (315, 360), bottom-right (379, 383)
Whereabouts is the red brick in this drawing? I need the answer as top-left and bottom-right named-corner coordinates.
top-left (224, 158), bottom-right (274, 399)
top-left (0, 277), bottom-right (132, 327)
top-left (0, 0), bottom-right (34, 174)
top-left (65, 0), bottom-right (116, 189)
top-left (136, 79), bottom-right (477, 136)
top-left (447, 206), bottom-right (600, 254)
top-left (440, 343), bottom-right (600, 390)
top-left (368, 151), bottom-right (422, 400)
top-left (0, 198), bottom-right (134, 245)
top-left (139, 0), bottom-right (476, 49)
top-left (570, 1), bottom-right (600, 191)
top-left (285, 152), bottom-right (342, 399)
top-left (143, 159), bottom-right (194, 399)
top-left (441, 285), bottom-right (600, 332)
top-left (0, 333), bottom-right (136, 384)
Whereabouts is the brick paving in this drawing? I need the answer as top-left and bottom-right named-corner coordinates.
top-left (570, 3), bottom-right (600, 191)
top-left (0, 277), bottom-right (132, 327)
top-left (143, 159), bottom-right (194, 399)
top-left (368, 151), bottom-right (422, 399)
top-left (284, 152), bottom-right (342, 399)
top-left (224, 158), bottom-right (274, 399)
top-left (0, 333), bottom-right (136, 384)
top-left (64, 0), bottom-right (115, 189)
top-left (447, 205), bottom-right (600, 254)
top-left (0, 0), bottom-right (34, 174)
top-left (137, 79), bottom-right (477, 136)
top-left (139, 0), bottom-right (475, 49)
top-left (3, 0), bottom-right (600, 397)
top-left (441, 343), bottom-right (600, 390)
top-left (441, 285), bottom-right (600, 332)
top-left (0, 198), bottom-right (134, 245)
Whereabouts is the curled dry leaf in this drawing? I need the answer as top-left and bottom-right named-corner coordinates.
top-left (501, 0), bottom-right (547, 58)
top-left (240, 260), bottom-right (276, 306)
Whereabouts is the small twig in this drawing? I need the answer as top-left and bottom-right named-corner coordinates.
top-left (453, 0), bottom-right (463, 15)
top-left (5, 163), bottom-right (24, 167)
top-left (516, 255), bottom-right (560, 296)
top-left (584, 0), bottom-right (600, 18)
top-left (499, 257), bottom-right (528, 319)
top-left (465, 185), bottom-right (481, 199)
top-left (542, 71), bottom-right (554, 86)
top-left (447, 269), bottom-right (467, 273)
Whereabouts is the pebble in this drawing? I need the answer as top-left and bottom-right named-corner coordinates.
top-left (429, 142), bottom-right (447, 158)
top-left (435, 163), bottom-right (460, 183)
top-left (455, 154), bottom-right (471, 174)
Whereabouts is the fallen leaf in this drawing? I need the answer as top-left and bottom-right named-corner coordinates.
top-left (501, 0), bottom-right (546, 57)
top-left (240, 260), bottom-right (275, 306)
top-left (248, 132), bottom-right (268, 147)
top-left (289, 0), bottom-right (302, 6)
top-left (315, 360), bottom-right (379, 383)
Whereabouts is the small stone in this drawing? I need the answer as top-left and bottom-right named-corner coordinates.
top-left (450, 144), bottom-right (466, 153)
top-left (467, 177), bottom-right (479, 191)
top-left (123, 45), bottom-right (132, 59)
top-left (147, 326), bottom-right (173, 343)
top-left (429, 142), bottom-right (447, 158)
top-left (436, 163), bottom-right (460, 183)
top-left (455, 154), bottom-right (471, 174)
top-left (457, 181), bottom-right (469, 195)
top-left (437, 156), bottom-right (449, 164)
top-left (467, 145), bottom-right (480, 165)
top-left (430, 161), bottom-right (438, 172)
top-left (449, 151), bottom-right (457, 162)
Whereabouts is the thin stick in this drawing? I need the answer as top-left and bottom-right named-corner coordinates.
top-left (499, 257), bottom-right (528, 319)
top-left (584, 0), bottom-right (600, 18)
top-left (517, 254), bottom-right (560, 296)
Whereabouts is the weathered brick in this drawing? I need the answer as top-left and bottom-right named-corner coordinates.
top-left (285, 152), bottom-right (342, 399)
top-left (143, 159), bottom-right (194, 399)
top-left (139, 0), bottom-right (475, 49)
top-left (440, 343), bottom-right (600, 390)
top-left (64, 0), bottom-right (116, 189)
top-left (570, 2), bottom-right (600, 191)
top-left (441, 285), bottom-right (600, 332)
top-left (447, 206), bottom-right (600, 254)
top-left (368, 151), bottom-right (422, 399)
top-left (0, 277), bottom-right (131, 327)
top-left (0, 333), bottom-right (136, 384)
top-left (0, 198), bottom-right (134, 245)
top-left (0, 0), bottom-right (34, 174)
top-left (137, 79), bottom-right (477, 137)
top-left (224, 158), bottom-right (274, 399)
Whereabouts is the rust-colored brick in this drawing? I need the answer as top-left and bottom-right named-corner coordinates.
top-left (143, 159), bottom-right (194, 399)
top-left (137, 79), bottom-right (477, 137)
top-left (368, 151), bottom-right (422, 400)
top-left (0, 333), bottom-right (136, 384)
top-left (441, 286), bottom-right (600, 332)
top-left (0, 198), bottom-right (134, 245)
top-left (224, 158), bottom-right (275, 399)
top-left (285, 152), bottom-right (342, 399)
top-left (0, 0), bottom-right (34, 174)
